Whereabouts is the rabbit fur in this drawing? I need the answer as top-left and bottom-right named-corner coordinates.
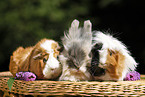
top-left (59, 19), bottom-right (93, 81)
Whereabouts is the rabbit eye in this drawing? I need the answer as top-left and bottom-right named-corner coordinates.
top-left (67, 60), bottom-right (75, 67)
top-left (67, 59), bottom-right (80, 69)
top-left (43, 58), bottom-right (47, 63)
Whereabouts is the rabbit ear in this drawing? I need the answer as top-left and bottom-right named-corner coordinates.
top-left (84, 20), bottom-right (92, 32)
top-left (71, 19), bottom-right (79, 29)
top-left (64, 19), bottom-right (80, 42)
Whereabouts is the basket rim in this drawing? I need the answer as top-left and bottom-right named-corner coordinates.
top-left (0, 71), bottom-right (145, 96)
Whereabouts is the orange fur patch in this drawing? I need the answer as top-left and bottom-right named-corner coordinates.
top-left (105, 49), bottom-right (125, 79)
top-left (9, 47), bottom-right (33, 76)
top-left (51, 42), bottom-right (60, 58)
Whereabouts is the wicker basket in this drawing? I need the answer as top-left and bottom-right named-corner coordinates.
top-left (0, 71), bottom-right (145, 97)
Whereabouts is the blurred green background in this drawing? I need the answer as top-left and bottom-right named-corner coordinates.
top-left (0, 0), bottom-right (145, 74)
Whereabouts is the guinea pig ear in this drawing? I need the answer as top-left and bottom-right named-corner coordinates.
top-left (58, 46), bottom-right (64, 53)
top-left (115, 54), bottom-right (119, 63)
top-left (115, 52), bottom-right (125, 64)
top-left (33, 53), bottom-right (43, 60)
top-left (32, 49), bottom-right (48, 60)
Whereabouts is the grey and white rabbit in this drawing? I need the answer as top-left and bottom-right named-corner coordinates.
top-left (59, 19), bottom-right (92, 81)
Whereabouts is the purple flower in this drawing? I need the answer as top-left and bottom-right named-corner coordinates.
top-left (15, 72), bottom-right (36, 81)
top-left (23, 72), bottom-right (36, 81)
top-left (15, 72), bottom-right (25, 80)
top-left (124, 71), bottom-right (140, 81)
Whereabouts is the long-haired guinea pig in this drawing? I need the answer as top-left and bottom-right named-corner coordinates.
top-left (58, 19), bottom-right (93, 81)
top-left (91, 31), bottom-right (137, 81)
top-left (9, 38), bottom-right (62, 80)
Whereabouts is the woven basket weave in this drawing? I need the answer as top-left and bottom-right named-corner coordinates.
top-left (0, 71), bottom-right (145, 97)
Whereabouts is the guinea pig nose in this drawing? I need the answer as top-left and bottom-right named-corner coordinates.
top-left (51, 68), bottom-right (54, 71)
top-left (93, 67), bottom-right (105, 76)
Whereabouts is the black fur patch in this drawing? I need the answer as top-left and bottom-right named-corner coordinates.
top-left (90, 43), bottom-right (105, 76)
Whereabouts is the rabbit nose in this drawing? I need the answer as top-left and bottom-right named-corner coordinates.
top-left (76, 66), bottom-right (80, 70)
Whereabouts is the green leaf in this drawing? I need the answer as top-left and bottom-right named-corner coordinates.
top-left (7, 78), bottom-right (15, 91)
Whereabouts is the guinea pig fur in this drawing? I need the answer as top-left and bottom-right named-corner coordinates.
top-left (9, 38), bottom-right (62, 80)
top-left (91, 31), bottom-right (138, 81)
top-left (59, 19), bottom-right (93, 81)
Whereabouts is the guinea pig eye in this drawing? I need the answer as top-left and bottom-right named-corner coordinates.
top-left (57, 56), bottom-right (59, 60)
top-left (109, 50), bottom-right (115, 56)
top-left (110, 51), bottom-right (113, 56)
top-left (43, 58), bottom-right (47, 63)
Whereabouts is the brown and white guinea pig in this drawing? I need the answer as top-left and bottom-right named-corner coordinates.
top-left (58, 19), bottom-right (92, 81)
top-left (91, 31), bottom-right (137, 81)
top-left (9, 38), bottom-right (62, 80)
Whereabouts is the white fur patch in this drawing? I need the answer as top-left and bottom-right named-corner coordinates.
top-left (41, 40), bottom-right (60, 78)
top-left (43, 55), bottom-right (60, 78)
top-left (79, 65), bottom-right (87, 73)
top-left (99, 49), bottom-right (108, 64)
top-left (47, 53), bottom-right (59, 68)
top-left (40, 40), bottom-right (55, 53)
top-left (43, 57), bottom-right (59, 78)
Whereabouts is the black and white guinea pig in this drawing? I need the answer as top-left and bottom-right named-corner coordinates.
top-left (91, 31), bottom-right (138, 81)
